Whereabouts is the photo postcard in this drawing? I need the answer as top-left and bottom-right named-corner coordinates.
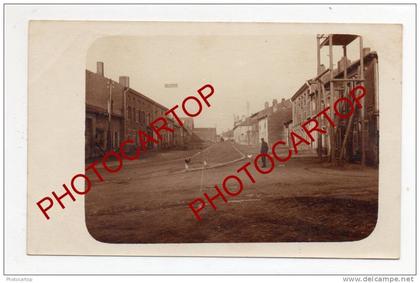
top-left (27, 21), bottom-right (402, 258)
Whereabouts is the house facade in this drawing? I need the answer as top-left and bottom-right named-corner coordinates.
top-left (233, 118), bottom-right (254, 145)
top-left (85, 62), bottom-right (186, 160)
top-left (255, 99), bottom-right (292, 146)
top-left (232, 99), bottom-right (292, 146)
top-left (290, 47), bottom-right (379, 165)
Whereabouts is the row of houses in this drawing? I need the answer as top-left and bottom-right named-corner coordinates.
top-left (232, 34), bottom-right (379, 166)
top-left (290, 34), bottom-right (379, 166)
top-left (232, 98), bottom-right (292, 147)
top-left (85, 62), bottom-right (194, 160)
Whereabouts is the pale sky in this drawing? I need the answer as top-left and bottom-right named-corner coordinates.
top-left (87, 35), bottom-right (362, 134)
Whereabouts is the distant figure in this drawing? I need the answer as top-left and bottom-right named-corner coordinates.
top-left (184, 158), bottom-right (191, 170)
top-left (94, 134), bottom-right (106, 156)
top-left (260, 138), bottom-right (269, 168)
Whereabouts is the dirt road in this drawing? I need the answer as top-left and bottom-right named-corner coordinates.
top-left (85, 141), bottom-right (378, 243)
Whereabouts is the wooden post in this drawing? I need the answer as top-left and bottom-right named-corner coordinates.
top-left (359, 36), bottom-right (366, 166)
top-left (317, 35), bottom-right (321, 75)
top-left (317, 90), bottom-right (322, 158)
top-left (339, 85), bottom-right (354, 162)
top-left (339, 45), bottom-right (349, 163)
top-left (328, 35), bottom-right (336, 163)
top-left (316, 35), bottom-right (322, 158)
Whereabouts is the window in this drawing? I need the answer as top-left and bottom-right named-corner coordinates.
top-left (114, 131), bottom-right (119, 148)
top-left (128, 106), bottom-right (132, 120)
top-left (141, 111), bottom-right (145, 123)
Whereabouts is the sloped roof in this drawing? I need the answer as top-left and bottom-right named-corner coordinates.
top-left (253, 108), bottom-right (271, 121)
top-left (291, 51), bottom-right (378, 101)
top-left (291, 82), bottom-right (310, 102)
top-left (252, 99), bottom-right (292, 120)
top-left (234, 117), bottom-right (254, 129)
top-left (86, 69), bottom-right (169, 111)
top-left (320, 34), bottom-right (359, 47)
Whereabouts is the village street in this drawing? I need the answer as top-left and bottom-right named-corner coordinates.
top-left (85, 141), bottom-right (378, 243)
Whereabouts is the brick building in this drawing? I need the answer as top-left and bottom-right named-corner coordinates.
top-left (291, 81), bottom-right (319, 152)
top-left (85, 62), bottom-right (186, 160)
top-left (332, 51), bottom-right (379, 165)
top-left (85, 63), bottom-right (125, 159)
top-left (291, 37), bottom-right (379, 165)
top-left (123, 86), bottom-right (176, 151)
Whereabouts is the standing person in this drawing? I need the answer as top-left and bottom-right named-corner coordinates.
top-left (260, 138), bottom-right (269, 168)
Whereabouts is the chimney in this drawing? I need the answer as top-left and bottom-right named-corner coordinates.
top-left (264, 101), bottom-right (269, 109)
top-left (363, 47), bottom-right (371, 57)
top-left (119, 76), bottom-right (130, 88)
top-left (97, 62), bottom-right (104, 76)
top-left (272, 99), bottom-right (278, 107)
top-left (281, 98), bottom-right (286, 103)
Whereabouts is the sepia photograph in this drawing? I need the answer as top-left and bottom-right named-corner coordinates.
top-left (84, 32), bottom-right (380, 243)
top-left (9, 2), bottom-right (413, 277)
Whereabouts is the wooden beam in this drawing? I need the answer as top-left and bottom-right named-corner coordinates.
top-left (329, 34), bottom-right (336, 164)
top-left (359, 36), bottom-right (366, 166)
